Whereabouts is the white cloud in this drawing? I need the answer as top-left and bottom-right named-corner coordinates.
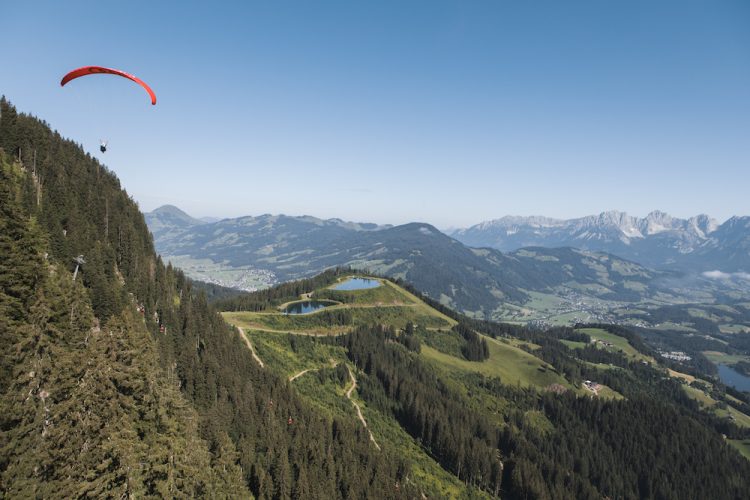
top-left (703, 270), bottom-right (731, 279)
top-left (702, 270), bottom-right (750, 281)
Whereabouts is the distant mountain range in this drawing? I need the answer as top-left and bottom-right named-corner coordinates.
top-left (450, 211), bottom-right (750, 273)
top-left (145, 205), bottom-right (747, 321)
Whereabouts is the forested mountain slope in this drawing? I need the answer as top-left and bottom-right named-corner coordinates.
top-left (0, 98), bottom-right (413, 498)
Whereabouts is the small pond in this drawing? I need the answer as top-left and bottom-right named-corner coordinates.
top-left (283, 300), bottom-right (336, 315)
top-left (717, 364), bottom-right (750, 392)
top-left (332, 277), bottom-right (382, 291)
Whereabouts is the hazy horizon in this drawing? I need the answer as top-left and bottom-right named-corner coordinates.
top-left (4, 1), bottom-right (749, 227)
top-left (150, 202), bottom-right (743, 231)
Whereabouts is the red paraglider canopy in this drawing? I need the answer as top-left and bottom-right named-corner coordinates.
top-left (61, 66), bottom-right (157, 105)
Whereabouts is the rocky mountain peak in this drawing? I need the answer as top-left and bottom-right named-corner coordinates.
top-left (474, 215), bottom-right (563, 230)
top-left (575, 211), bottom-right (642, 239)
top-left (687, 214), bottom-right (719, 237)
top-left (640, 210), bottom-right (677, 235)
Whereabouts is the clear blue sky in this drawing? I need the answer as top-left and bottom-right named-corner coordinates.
top-left (3, 1), bottom-right (749, 227)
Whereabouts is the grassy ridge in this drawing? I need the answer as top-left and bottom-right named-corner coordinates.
top-left (575, 327), bottom-right (654, 363)
top-left (224, 305), bottom-right (450, 334)
top-left (421, 337), bottom-right (570, 390)
top-left (223, 279), bottom-right (453, 334)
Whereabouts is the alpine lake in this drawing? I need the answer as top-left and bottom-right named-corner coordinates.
top-left (282, 278), bottom-right (382, 314)
top-left (331, 277), bottom-right (382, 291)
top-left (717, 364), bottom-right (750, 392)
top-left (282, 300), bottom-right (338, 315)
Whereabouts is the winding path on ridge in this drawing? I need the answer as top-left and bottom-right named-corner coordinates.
top-left (288, 359), bottom-right (339, 382)
top-left (288, 368), bottom-right (313, 382)
top-left (238, 325), bottom-right (380, 450)
top-left (237, 327), bottom-right (265, 368)
top-left (346, 365), bottom-right (381, 451)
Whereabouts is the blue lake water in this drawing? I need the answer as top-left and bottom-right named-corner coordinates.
top-left (717, 364), bottom-right (750, 392)
top-left (332, 277), bottom-right (382, 291)
top-left (283, 300), bottom-right (335, 315)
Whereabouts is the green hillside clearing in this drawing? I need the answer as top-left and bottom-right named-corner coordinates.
top-left (575, 327), bottom-right (654, 363)
top-left (728, 439), bottom-right (750, 460)
top-left (421, 337), bottom-right (571, 390)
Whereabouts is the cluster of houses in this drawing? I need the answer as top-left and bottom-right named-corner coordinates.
top-left (660, 351), bottom-right (692, 362)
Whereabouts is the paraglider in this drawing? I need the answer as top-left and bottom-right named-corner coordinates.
top-left (60, 66), bottom-right (157, 105)
top-left (61, 66), bottom-right (155, 153)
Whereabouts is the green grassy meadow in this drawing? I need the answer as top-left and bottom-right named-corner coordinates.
top-left (420, 336), bottom-right (571, 390)
top-left (593, 384), bottom-right (624, 400)
top-left (728, 439), bottom-right (750, 460)
top-left (561, 339), bottom-right (587, 350)
top-left (575, 327), bottom-right (653, 363)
